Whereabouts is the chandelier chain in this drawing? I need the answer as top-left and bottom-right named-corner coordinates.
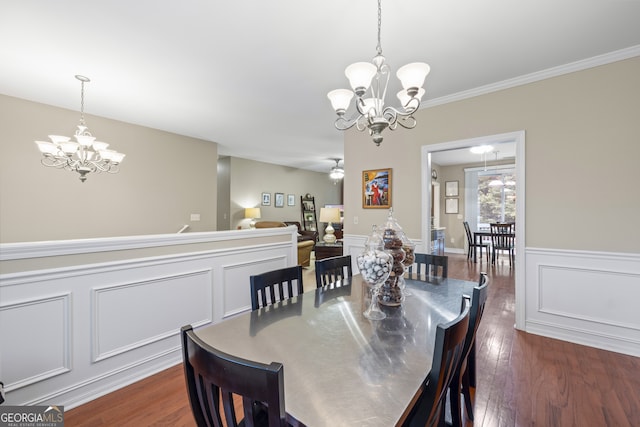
top-left (79, 79), bottom-right (86, 127)
top-left (376, 0), bottom-right (382, 55)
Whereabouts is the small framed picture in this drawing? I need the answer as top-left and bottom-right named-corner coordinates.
top-left (362, 168), bottom-right (392, 209)
top-left (445, 181), bottom-right (459, 197)
top-left (275, 192), bottom-right (284, 208)
top-left (261, 192), bottom-right (271, 206)
top-left (287, 194), bottom-right (295, 206)
top-left (445, 198), bottom-right (459, 214)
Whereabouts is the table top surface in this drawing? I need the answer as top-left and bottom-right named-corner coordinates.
top-left (194, 275), bottom-right (477, 427)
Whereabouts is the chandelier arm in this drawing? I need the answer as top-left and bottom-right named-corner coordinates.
top-left (334, 115), bottom-right (361, 131)
top-left (396, 115), bottom-right (418, 129)
top-left (356, 118), bottom-right (370, 131)
top-left (355, 97), bottom-right (368, 116)
top-left (41, 156), bottom-right (70, 169)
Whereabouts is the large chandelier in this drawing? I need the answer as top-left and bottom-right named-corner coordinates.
top-left (35, 75), bottom-right (125, 182)
top-left (327, 0), bottom-right (430, 146)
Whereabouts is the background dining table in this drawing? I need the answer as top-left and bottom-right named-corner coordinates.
top-left (193, 274), bottom-right (477, 426)
top-left (473, 229), bottom-right (515, 263)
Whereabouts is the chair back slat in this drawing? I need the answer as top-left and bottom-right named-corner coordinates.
top-left (463, 221), bottom-right (473, 245)
top-left (250, 266), bottom-right (304, 310)
top-left (410, 253), bottom-right (448, 279)
top-left (182, 325), bottom-right (289, 427)
top-left (315, 255), bottom-right (352, 288)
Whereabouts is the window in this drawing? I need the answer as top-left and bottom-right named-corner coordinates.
top-left (465, 165), bottom-right (516, 231)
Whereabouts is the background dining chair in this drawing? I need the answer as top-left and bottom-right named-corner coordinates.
top-left (448, 272), bottom-right (489, 426)
top-left (463, 221), bottom-right (489, 263)
top-left (402, 298), bottom-right (470, 427)
top-left (409, 253), bottom-right (448, 279)
top-left (490, 223), bottom-right (515, 265)
top-left (250, 265), bottom-right (304, 310)
top-left (181, 325), bottom-right (291, 427)
top-left (314, 255), bottom-right (352, 288)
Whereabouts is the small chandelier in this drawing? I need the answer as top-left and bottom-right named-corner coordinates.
top-left (35, 75), bottom-right (125, 182)
top-left (329, 158), bottom-right (344, 182)
top-left (327, 0), bottom-right (430, 146)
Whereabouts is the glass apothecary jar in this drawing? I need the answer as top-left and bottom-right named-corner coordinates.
top-left (378, 209), bottom-right (407, 306)
top-left (357, 225), bottom-right (393, 320)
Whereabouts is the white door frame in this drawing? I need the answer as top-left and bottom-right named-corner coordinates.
top-left (421, 130), bottom-right (526, 330)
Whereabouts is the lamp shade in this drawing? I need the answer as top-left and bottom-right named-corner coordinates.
top-left (245, 207), bottom-right (261, 219)
top-left (327, 89), bottom-right (354, 113)
top-left (345, 62), bottom-right (377, 93)
top-left (319, 207), bottom-right (340, 223)
top-left (396, 62), bottom-right (431, 89)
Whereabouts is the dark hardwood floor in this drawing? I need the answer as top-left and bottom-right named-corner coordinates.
top-left (65, 253), bottom-right (640, 426)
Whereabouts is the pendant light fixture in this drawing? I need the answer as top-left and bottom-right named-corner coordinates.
top-left (34, 75), bottom-right (125, 182)
top-left (327, 0), bottom-right (430, 146)
top-left (329, 158), bottom-right (345, 182)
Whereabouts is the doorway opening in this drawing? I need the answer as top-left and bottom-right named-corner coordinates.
top-left (421, 131), bottom-right (526, 330)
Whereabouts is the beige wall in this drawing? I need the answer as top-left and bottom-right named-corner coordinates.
top-left (228, 157), bottom-right (341, 231)
top-left (344, 57), bottom-right (640, 253)
top-left (0, 95), bottom-right (217, 243)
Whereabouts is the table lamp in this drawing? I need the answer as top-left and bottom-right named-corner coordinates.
top-left (319, 207), bottom-right (341, 243)
top-left (244, 207), bottom-right (261, 229)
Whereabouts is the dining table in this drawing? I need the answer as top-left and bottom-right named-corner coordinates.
top-left (473, 229), bottom-right (515, 263)
top-left (193, 274), bottom-right (477, 427)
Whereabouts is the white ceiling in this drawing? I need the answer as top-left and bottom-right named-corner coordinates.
top-left (1, 1), bottom-right (639, 173)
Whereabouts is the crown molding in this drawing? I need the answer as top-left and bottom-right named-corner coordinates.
top-left (421, 45), bottom-right (640, 109)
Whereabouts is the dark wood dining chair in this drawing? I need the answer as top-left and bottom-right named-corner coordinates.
top-left (409, 253), bottom-right (448, 279)
top-left (402, 297), bottom-right (470, 427)
top-left (250, 265), bottom-right (304, 311)
top-left (490, 223), bottom-right (515, 265)
top-left (448, 272), bottom-right (489, 426)
top-left (181, 324), bottom-right (291, 427)
top-left (314, 255), bottom-right (352, 288)
top-left (463, 221), bottom-right (489, 263)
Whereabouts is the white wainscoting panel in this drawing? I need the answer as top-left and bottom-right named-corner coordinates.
top-left (0, 230), bottom-right (297, 408)
top-left (0, 294), bottom-right (71, 390)
top-left (92, 269), bottom-right (213, 362)
top-left (526, 248), bottom-right (640, 357)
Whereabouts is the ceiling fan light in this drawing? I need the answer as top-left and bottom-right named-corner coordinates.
top-left (330, 167), bottom-right (344, 180)
top-left (327, 89), bottom-right (354, 113)
top-left (397, 62), bottom-right (430, 90)
top-left (345, 62), bottom-right (377, 94)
